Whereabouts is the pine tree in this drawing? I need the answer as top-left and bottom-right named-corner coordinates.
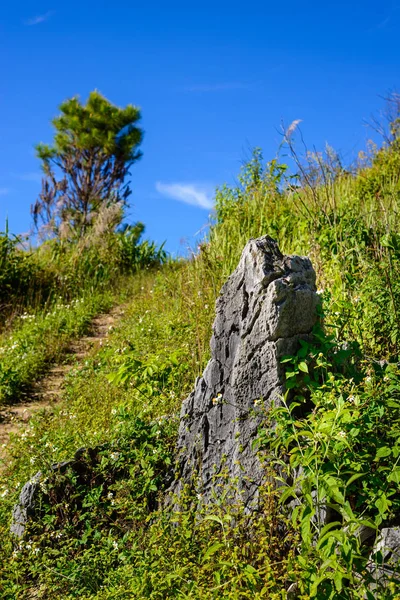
top-left (32, 91), bottom-right (143, 239)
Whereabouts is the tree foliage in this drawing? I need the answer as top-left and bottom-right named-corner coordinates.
top-left (32, 91), bottom-right (143, 239)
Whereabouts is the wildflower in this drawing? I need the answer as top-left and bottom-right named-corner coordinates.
top-left (316, 289), bottom-right (324, 295)
top-left (107, 492), bottom-right (114, 500)
top-left (338, 431), bottom-right (346, 438)
top-left (212, 393), bottom-right (223, 405)
top-left (113, 541), bottom-right (119, 550)
top-left (0, 489), bottom-right (8, 497)
top-left (111, 408), bottom-right (117, 415)
top-left (30, 457), bottom-right (36, 464)
top-left (110, 452), bottom-right (120, 461)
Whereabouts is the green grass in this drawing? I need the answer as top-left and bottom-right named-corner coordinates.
top-left (0, 292), bottom-right (114, 405)
top-left (2, 137), bottom-right (400, 597)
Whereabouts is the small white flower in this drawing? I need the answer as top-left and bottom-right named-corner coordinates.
top-left (212, 393), bottom-right (224, 405)
top-left (107, 492), bottom-right (114, 500)
top-left (338, 431), bottom-right (346, 438)
top-left (113, 541), bottom-right (119, 550)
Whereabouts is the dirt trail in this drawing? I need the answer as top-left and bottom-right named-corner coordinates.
top-left (0, 305), bottom-right (125, 456)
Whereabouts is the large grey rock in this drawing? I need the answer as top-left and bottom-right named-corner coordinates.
top-left (171, 236), bottom-right (319, 506)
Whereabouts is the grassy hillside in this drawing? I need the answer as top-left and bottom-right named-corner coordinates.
top-left (0, 224), bottom-right (166, 404)
top-left (1, 132), bottom-right (400, 598)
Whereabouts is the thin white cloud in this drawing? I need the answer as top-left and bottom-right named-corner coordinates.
top-left (376, 16), bottom-right (391, 29)
top-left (0, 188), bottom-right (9, 196)
top-left (184, 82), bottom-right (250, 93)
top-left (156, 182), bottom-right (214, 210)
top-left (25, 11), bottom-right (54, 26)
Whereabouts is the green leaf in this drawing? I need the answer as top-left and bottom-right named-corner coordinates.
top-left (202, 542), bottom-right (224, 562)
top-left (374, 446), bottom-right (392, 460)
top-left (316, 521), bottom-right (342, 550)
top-left (279, 486), bottom-right (297, 504)
top-left (203, 515), bottom-right (224, 527)
top-left (286, 371), bottom-right (298, 379)
top-left (375, 494), bottom-right (391, 516)
top-left (346, 472), bottom-right (366, 487)
top-left (333, 570), bottom-right (344, 592)
top-left (388, 467), bottom-right (400, 484)
top-left (386, 399), bottom-right (400, 408)
top-left (298, 361), bottom-right (309, 373)
top-left (280, 356), bottom-right (294, 364)
top-left (300, 505), bottom-right (315, 548)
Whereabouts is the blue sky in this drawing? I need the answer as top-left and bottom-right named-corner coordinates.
top-left (1, 1), bottom-right (399, 254)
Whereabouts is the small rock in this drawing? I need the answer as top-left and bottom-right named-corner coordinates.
top-left (10, 472), bottom-right (41, 538)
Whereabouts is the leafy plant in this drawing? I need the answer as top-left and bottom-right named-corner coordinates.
top-left (256, 301), bottom-right (400, 598)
